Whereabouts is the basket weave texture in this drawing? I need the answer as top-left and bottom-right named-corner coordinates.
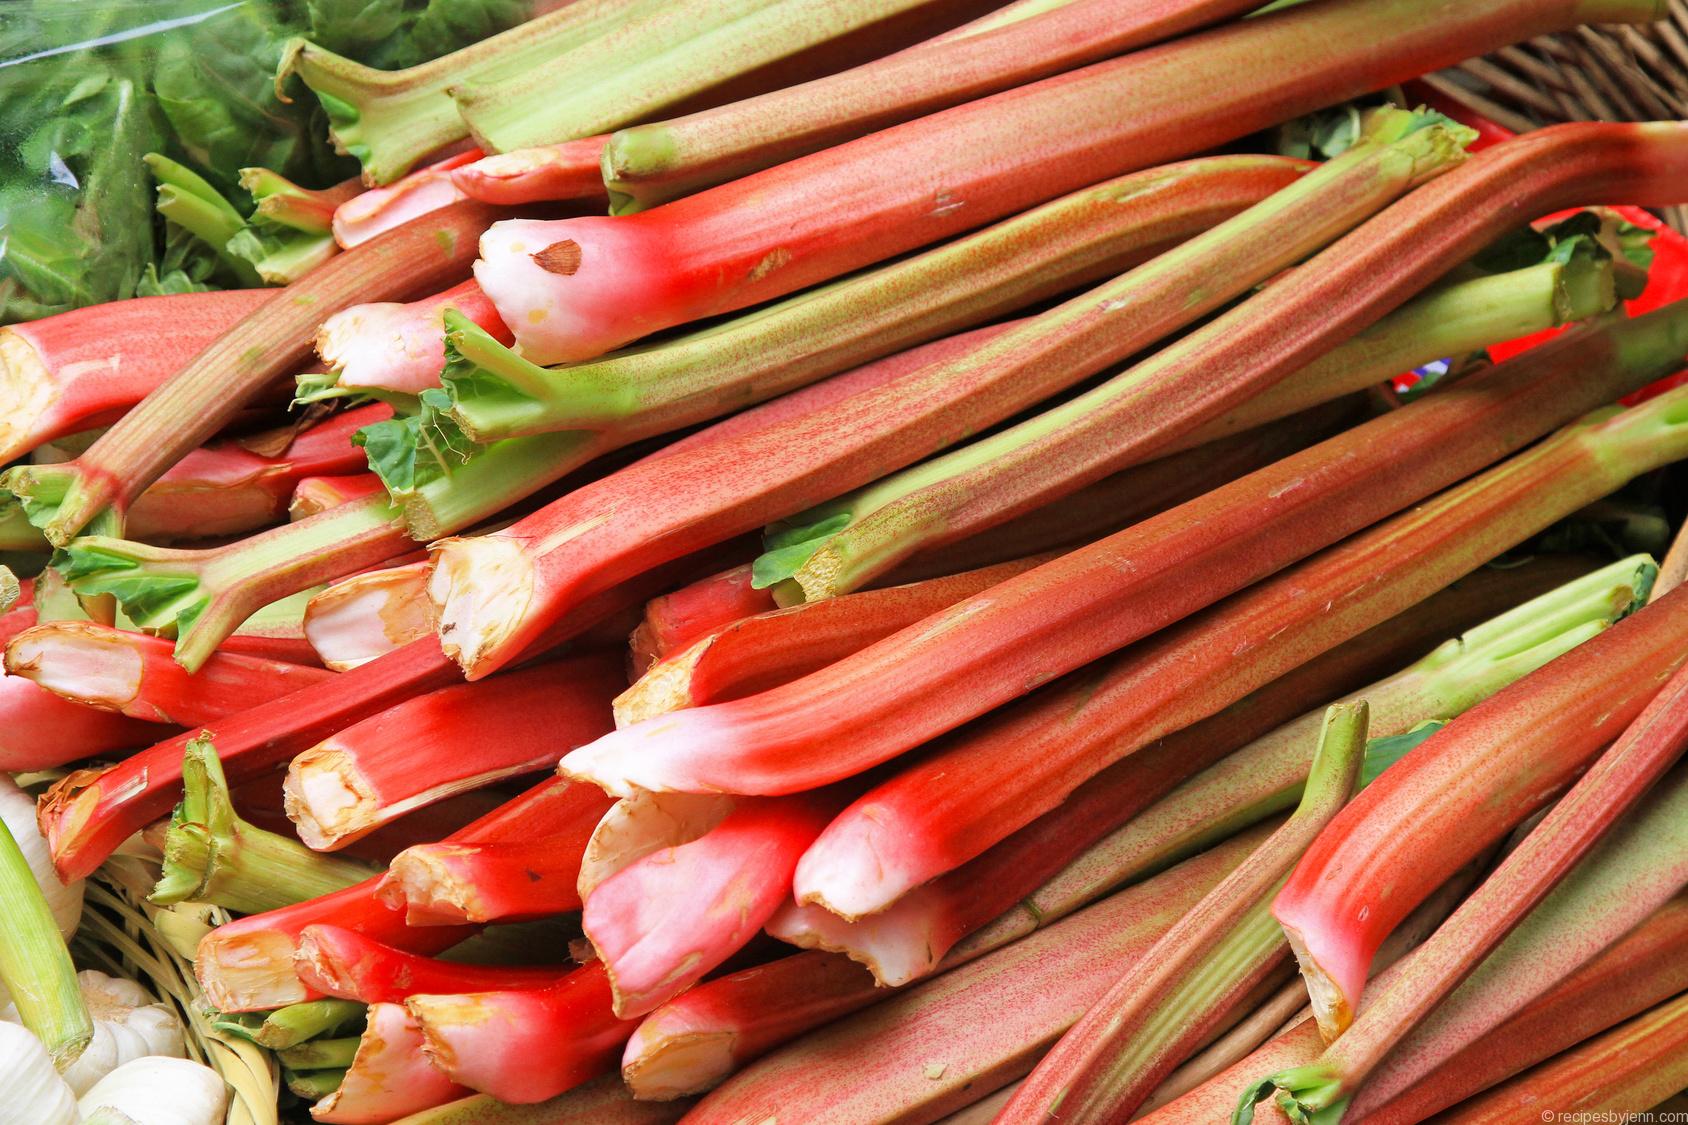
top-left (1424, 3), bottom-right (1688, 231)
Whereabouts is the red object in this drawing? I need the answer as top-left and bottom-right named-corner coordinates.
top-left (451, 137), bottom-right (611, 205)
top-left (295, 924), bottom-right (574, 1002)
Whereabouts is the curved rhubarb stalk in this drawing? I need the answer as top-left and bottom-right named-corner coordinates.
top-left (479, 0), bottom-right (1658, 363)
top-left (616, 554), bottom-right (1052, 725)
top-left (1, 199), bottom-right (504, 547)
top-left (284, 655), bottom-right (621, 851)
top-left (1436, 992), bottom-right (1688, 1124)
top-left (311, 1002), bottom-right (468, 1124)
top-left (450, 138), bottom-right (610, 205)
top-left (769, 248), bottom-right (1618, 601)
top-left (1254, 595), bottom-right (1688, 1120)
top-left (58, 493), bottom-right (412, 672)
top-left (434, 122), bottom-right (1688, 680)
top-left (125, 403), bottom-right (389, 543)
top-left (1003, 704), bottom-right (1368, 1123)
top-left (448, 154), bottom-right (1303, 442)
top-left (295, 925), bottom-right (573, 1003)
top-left (331, 151), bottom-right (477, 248)
top-left (311, 280), bottom-right (511, 398)
top-left (1268, 580), bottom-right (1688, 1043)
top-left (584, 792), bottom-right (847, 1018)
top-left (559, 303), bottom-right (1688, 807)
top-left (0, 290), bottom-right (269, 464)
top-left (769, 357), bottom-right (1688, 922)
top-left (683, 826), bottom-right (1269, 1124)
top-left (291, 474), bottom-right (387, 523)
top-left (405, 963), bottom-right (637, 1104)
top-left (780, 557), bottom-right (1646, 983)
top-left (601, 0), bottom-right (1265, 211)
top-left (304, 561), bottom-right (432, 670)
top-left (276, 1), bottom-right (657, 183)
top-left (5, 621), bottom-right (332, 725)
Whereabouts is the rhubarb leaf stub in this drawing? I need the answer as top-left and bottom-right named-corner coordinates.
top-left (752, 511), bottom-right (853, 589)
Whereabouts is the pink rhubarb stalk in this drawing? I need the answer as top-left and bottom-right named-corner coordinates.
top-left (330, 150), bottom-right (479, 248)
top-left (683, 827), bottom-right (1270, 1124)
top-left (391, 1073), bottom-right (693, 1124)
top-left (5, 621), bottom-right (332, 724)
top-left (295, 924), bottom-right (573, 1003)
top-left (560, 302), bottom-right (1688, 810)
top-left (600, 0), bottom-right (1269, 211)
top-left (1002, 703), bottom-right (1368, 1123)
top-left (478, 0), bottom-right (1653, 363)
top-left (314, 279), bottom-right (511, 397)
top-left (0, 673), bottom-right (164, 771)
top-left (310, 1001), bottom-right (467, 1124)
top-left (284, 654), bottom-right (621, 850)
top-left (1268, 587), bottom-right (1688, 1045)
top-left (290, 473), bottom-right (386, 522)
top-left (0, 289), bottom-right (269, 463)
top-left (630, 563), bottom-right (772, 674)
top-left (406, 962), bottom-right (638, 1104)
top-left (450, 137), bottom-right (610, 205)
top-left (584, 791), bottom-right (847, 1018)
top-left (2, 199), bottom-right (506, 546)
top-left (436, 121), bottom-right (1688, 681)
top-left (382, 835), bottom-right (604, 925)
top-left (304, 560), bottom-right (433, 670)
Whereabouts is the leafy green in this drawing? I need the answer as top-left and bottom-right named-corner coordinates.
top-left (354, 386), bottom-right (477, 497)
top-left (751, 510), bottom-right (855, 589)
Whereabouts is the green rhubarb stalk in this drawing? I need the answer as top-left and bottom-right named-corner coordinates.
top-left (151, 736), bottom-right (376, 914)
top-left (238, 168), bottom-right (354, 234)
top-left (225, 168), bottom-right (357, 284)
top-left (1003, 703), bottom-right (1369, 1123)
top-left (440, 154), bottom-right (1310, 444)
top-left (238, 999), bottom-right (366, 1050)
top-left (55, 493), bottom-right (407, 672)
top-left (757, 232), bottom-right (1619, 602)
top-left (453, 0), bottom-right (912, 154)
top-left (276, 0), bottom-right (671, 183)
top-left (0, 818), bottom-right (91, 1067)
top-left (143, 154), bottom-right (263, 288)
top-left (284, 1066), bottom-right (347, 1099)
top-left (277, 1037), bottom-right (362, 1070)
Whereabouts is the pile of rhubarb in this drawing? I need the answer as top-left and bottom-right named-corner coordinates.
top-left (3, 0), bottom-right (1688, 1121)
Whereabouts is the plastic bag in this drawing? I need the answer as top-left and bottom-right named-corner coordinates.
top-left (0, 0), bottom-right (536, 324)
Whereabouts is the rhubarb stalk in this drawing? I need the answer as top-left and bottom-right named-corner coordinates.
top-left (295, 925), bottom-right (573, 1004)
top-left (436, 122), bottom-right (1688, 681)
top-left (450, 138), bottom-right (611, 205)
top-left (283, 655), bottom-right (621, 851)
top-left (330, 151), bottom-right (476, 249)
top-left (2, 200), bottom-right (504, 546)
top-left (310, 1002), bottom-right (467, 1124)
top-left (303, 561), bottom-right (433, 670)
top-left (559, 303), bottom-right (1688, 806)
top-left (311, 280), bottom-right (511, 399)
top-left (291, 474), bottom-right (387, 523)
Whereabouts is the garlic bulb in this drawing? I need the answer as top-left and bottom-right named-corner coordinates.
top-left (0, 775), bottom-right (83, 937)
top-left (1, 970), bottom-right (184, 1097)
top-left (77, 1055), bottom-right (227, 1125)
top-left (0, 1020), bottom-right (77, 1125)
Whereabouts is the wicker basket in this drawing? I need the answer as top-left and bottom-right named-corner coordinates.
top-left (1423, 2), bottom-right (1688, 231)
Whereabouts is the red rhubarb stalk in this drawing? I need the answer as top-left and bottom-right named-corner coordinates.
top-left (773, 362), bottom-right (1688, 925)
top-left (559, 302), bottom-right (1688, 808)
top-left (1436, 991), bottom-right (1688, 1124)
top-left (450, 138), bottom-right (610, 204)
top-left (600, 0), bottom-right (1268, 211)
top-left (291, 473), bottom-right (387, 522)
top-left (683, 827), bottom-right (1270, 1124)
top-left (1267, 587), bottom-right (1688, 1047)
top-left (295, 924), bottom-right (573, 1003)
top-left (477, 0), bottom-right (1656, 363)
top-left (330, 150), bottom-right (478, 248)
top-left (405, 962), bottom-right (638, 1104)
top-left (312, 279), bottom-right (511, 398)
top-left (630, 563), bottom-right (771, 673)
top-left (1003, 704), bottom-right (1368, 1123)
top-left (1251, 595), bottom-right (1688, 1120)
top-left (283, 655), bottom-right (621, 851)
top-left (304, 561), bottom-right (433, 670)
top-left (616, 554), bottom-right (1052, 724)
top-left (436, 121), bottom-right (1688, 681)
top-left (381, 836), bottom-right (603, 925)
top-left (584, 791), bottom-right (847, 1018)
top-left (0, 290), bottom-right (269, 463)
top-left (0, 674), bottom-right (164, 771)
top-left (1, 199), bottom-right (506, 546)
top-left (5, 621), bottom-right (332, 724)
top-left (311, 1001), bottom-right (468, 1124)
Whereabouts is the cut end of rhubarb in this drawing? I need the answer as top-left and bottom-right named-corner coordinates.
top-left (791, 802), bottom-right (932, 922)
top-left (304, 562), bottom-right (434, 671)
top-left (427, 534), bottom-right (534, 679)
top-left (472, 217), bottom-right (645, 363)
top-left (612, 639), bottom-right (706, 727)
top-left (577, 791), bottom-right (735, 901)
top-left (285, 743), bottom-right (378, 851)
top-left (386, 845), bottom-right (484, 925)
top-left (5, 623), bottom-right (147, 718)
top-left (1278, 917), bottom-right (1358, 1042)
top-left (196, 928), bottom-right (313, 1012)
top-left (316, 301), bottom-right (446, 394)
top-left (763, 897), bottom-right (938, 988)
top-left (0, 329), bottom-right (61, 464)
top-left (621, 1026), bottom-right (739, 1101)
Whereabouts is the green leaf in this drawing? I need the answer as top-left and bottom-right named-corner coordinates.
top-left (1359, 720), bottom-right (1446, 788)
top-left (751, 511), bottom-right (855, 589)
top-left (354, 387), bottom-right (479, 497)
